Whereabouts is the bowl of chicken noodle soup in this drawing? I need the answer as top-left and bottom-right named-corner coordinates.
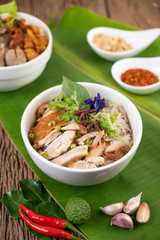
top-left (21, 82), bottom-right (142, 186)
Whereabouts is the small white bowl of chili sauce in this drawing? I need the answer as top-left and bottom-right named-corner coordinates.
top-left (111, 57), bottom-right (160, 95)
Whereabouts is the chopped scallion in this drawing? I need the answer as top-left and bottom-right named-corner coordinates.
top-left (48, 121), bottom-right (56, 126)
top-left (71, 143), bottom-right (77, 149)
top-left (42, 153), bottom-right (48, 159)
top-left (55, 126), bottom-right (61, 131)
top-left (29, 133), bottom-right (35, 139)
top-left (86, 139), bottom-right (93, 145)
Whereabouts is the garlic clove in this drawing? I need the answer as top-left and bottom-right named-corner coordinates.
top-left (100, 202), bottom-right (124, 216)
top-left (136, 202), bottom-right (150, 223)
top-left (111, 213), bottom-right (134, 231)
top-left (123, 192), bottom-right (142, 215)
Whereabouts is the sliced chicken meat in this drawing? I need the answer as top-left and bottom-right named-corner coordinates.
top-left (68, 156), bottom-right (104, 169)
top-left (43, 109), bottom-right (57, 117)
top-left (43, 130), bottom-right (76, 159)
top-left (105, 141), bottom-right (130, 161)
top-left (61, 123), bottom-right (87, 134)
top-left (87, 157), bottom-right (104, 166)
top-left (29, 111), bottom-right (67, 143)
top-left (51, 145), bottom-right (88, 166)
top-left (92, 131), bottom-right (104, 148)
top-left (76, 131), bottom-right (99, 145)
top-left (38, 130), bottom-right (61, 148)
top-left (85, 142), bottom-right (105, 159)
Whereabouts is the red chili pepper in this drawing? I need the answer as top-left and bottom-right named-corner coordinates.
top-left (20, 204), bottom-right (88, 240)
top-left (19, 208), bottom-right (80, 240)
top-left (20, 203), bottom-right (66, 229)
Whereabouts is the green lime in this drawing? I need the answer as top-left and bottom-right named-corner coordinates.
top-left (65, 197), bottom-right (91, 224)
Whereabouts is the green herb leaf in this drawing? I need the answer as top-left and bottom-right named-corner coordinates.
top-left (50, 91), bottom-right (81, 113)
top-left (1, 190), bottom-right (36, 218)
top-left (37, 201), bottom-right (66, 219)
top-left (19, 179), bottom-right (51, 204)
top-left (98, 112), bottom-right (118, 137)
top-left (0, 0), bottom-right (17, 15)
top-left (26, 225), bottom-right (53, 240)
top-left (61, 112), bottom-right (73, 122)
top-left (62, 76), bottom-right (90, 103)
top-left (98, 112), bottom-right (132, 147)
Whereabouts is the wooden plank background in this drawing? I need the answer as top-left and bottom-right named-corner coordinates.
top-left (0, 0), bottom-right (160, 239)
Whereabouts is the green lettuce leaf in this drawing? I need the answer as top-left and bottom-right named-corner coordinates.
top-left (0, 0), bottom-right (17, 15)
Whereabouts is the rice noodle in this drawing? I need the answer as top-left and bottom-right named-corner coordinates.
top-left (95, 99), bottom-right (133, 145)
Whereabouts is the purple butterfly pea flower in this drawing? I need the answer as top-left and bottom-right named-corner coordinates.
top-left (85, 93), bottom-right (106, 113)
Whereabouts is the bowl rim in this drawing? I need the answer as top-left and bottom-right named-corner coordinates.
top-left (21, 82), bottom-right (143, 173)
top-left (0, 11), bottom-right (52, 70)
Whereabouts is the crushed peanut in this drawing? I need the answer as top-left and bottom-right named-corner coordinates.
top-left (93, 33), bottom-right (132, 52)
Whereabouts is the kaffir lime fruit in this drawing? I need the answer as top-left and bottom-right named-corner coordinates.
top-left (65, 197), bottom-right (91, 224)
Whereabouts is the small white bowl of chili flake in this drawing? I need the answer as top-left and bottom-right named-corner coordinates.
top-left (87, 27), bottom-right (160, 62)
top-left (111, 57), bottom-right (160, 95)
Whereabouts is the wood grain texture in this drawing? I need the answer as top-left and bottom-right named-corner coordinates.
top-left (0, 123), bottom-right (38, 240)
top-left (0, 0), bottom-right (160, 239)
top-left (1, 0), bottom-right (160, 27)
top-left (107, 0), bottom-right (160, 28)
top-left (0, 0), bottom-right (108, 25)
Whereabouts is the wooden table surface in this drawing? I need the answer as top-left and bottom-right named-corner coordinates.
top-left (0, 0), bottom-right (160, 239)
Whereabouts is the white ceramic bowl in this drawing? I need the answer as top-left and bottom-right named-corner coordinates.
top-left (21, 83), bottom-right (143, 186)
top-left (111, 57), bottom-right (160, 94)
top-left (87, 27), bottom-right (160, 61)
top-left (0, 12), bottom-right (52, 92)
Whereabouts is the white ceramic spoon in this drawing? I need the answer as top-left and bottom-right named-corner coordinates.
top-left (87, 27), bottom-right (160, 61)
top-left (111, 57), bottom-right (160, 94)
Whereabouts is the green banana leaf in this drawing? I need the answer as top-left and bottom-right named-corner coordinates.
top-left (0, 6), bottom-right (160, 240)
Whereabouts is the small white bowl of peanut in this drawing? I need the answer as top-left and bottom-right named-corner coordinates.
top-left (87, 27), bottom-right (160, 61)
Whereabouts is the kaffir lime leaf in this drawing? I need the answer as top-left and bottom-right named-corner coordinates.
top-left (65, 197), bottom-right (91, 224)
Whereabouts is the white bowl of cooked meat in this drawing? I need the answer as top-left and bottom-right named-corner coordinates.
top-left (0, 12), bottom-right (52, 91)
top-left (21, 80), bottom-right (143, 186)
